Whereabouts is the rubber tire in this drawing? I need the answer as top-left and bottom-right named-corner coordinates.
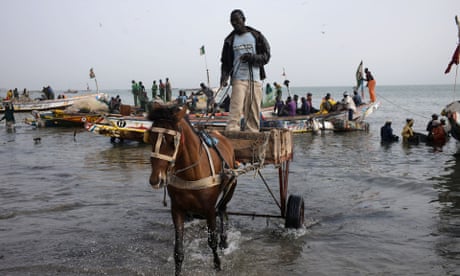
top-left (285, 195), bottom-right (304, 229)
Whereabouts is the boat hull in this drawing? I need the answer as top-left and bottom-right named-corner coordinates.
top-left (25, 110), bottom-right (103, 127)
top-left (261, 101), bottom-right (379, 133)
top-left (0, 93), bottom-right (107, 113)
top-left (85, 115), bottom-right (152, 142)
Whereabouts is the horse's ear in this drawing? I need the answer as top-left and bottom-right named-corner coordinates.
top-left (147, 102), bottom-right (162, 121)
top-left (175, 105), bottom-right (187, 121)
top-left (152, 101), bottom-right (162, 109)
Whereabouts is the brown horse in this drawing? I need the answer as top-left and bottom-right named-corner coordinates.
top-left (144, 103), bottom-right (237, 275)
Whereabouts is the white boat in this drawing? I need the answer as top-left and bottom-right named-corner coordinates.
top-left (261, 101), bottom-right (380, 133)
top-left (0, 93), bottom-right (108, 113)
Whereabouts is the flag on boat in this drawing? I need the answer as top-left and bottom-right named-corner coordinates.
top-left (355, 60), bottom-right (364, 88)
top-left (445, 15), bottom-right (460, 74)
top-left (445, 45), bottom-right (460, 74)
top-left (89, 68), bottom-right (96, 79)
top-left (200, 45), bottom-right (205, 56)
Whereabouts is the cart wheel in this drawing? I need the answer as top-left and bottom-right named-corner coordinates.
top-left (285, 195), bottom-right (304, 229)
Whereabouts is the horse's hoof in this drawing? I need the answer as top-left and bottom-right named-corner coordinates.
top-left (219, 241), bottom-right (228, 249)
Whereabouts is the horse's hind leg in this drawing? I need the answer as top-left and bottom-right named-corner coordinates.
top-left (207, 216), bottom-right (221, 271)
top-left (172, 211), bottom-right (185, 276)
top-left (218, 210), bottom-right (228, 249)
top-left (218, 178), bottom-right (237, 249)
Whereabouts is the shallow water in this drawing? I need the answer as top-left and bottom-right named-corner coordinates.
top-left (1, 85), bottom-right (460, 275)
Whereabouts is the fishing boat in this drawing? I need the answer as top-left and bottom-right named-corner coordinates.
top-left (22, 92), bottom-right (110, 127)
top-left (261, 101), bottom-right (380, 133)
top-left (85, 115), bottom-right (152, 143)
top-left (24, 109), bottom-right (104, 128)
top-left (0, 92), bottom-right (108, 113)
top-left (261, 116), bottom-right (334, 133)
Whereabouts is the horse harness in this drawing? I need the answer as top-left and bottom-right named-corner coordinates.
top-left (148, 124), bottom-right (232, 190)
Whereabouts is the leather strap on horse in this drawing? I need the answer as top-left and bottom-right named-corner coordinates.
top-left (185, 116), bottom-right (232, 172)
top-left (169, 175), bottom-right (222, 190)
top-left (169, 140), bottom-right (220, 190)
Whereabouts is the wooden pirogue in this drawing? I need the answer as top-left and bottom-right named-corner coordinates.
top-left (217, 128), bottom-right (303, 228)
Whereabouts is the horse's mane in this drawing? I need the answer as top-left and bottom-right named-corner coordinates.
top-left (147, 102), bottom-right (186, 123)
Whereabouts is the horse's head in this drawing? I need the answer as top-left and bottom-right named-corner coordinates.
top-left (144, 102), bottom-right (187, 189)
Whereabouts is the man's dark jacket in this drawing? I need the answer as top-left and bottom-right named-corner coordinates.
top-left (220, 26), bottom-right (270, 85)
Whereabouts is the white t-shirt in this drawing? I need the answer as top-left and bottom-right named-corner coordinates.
top-left (232, 32), bottom-right (260, 82)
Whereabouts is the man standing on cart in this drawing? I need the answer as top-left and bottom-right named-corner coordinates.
top-left (220, 9), bottom-right (271, 132)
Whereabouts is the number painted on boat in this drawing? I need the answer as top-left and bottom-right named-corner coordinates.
top-left (117, 120), bottom-right (127, 128)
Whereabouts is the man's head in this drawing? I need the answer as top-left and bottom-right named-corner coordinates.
top-left (230, 9), bottom-right (247, 34)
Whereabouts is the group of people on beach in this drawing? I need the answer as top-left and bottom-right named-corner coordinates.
top-left (131, 78), bottom-right (172, 111)
top-left (5, 88), bottom-right (26, 101)
top-left (380, 114), bottom-right (450, 151)
top-left (150, 78), bottom-right (172, 103)
top-left (177, 82), bottom-right (229, 116)
top-left (108, 95), bottom-right (122, 114)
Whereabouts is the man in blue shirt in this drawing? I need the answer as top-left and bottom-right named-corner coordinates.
top-left (220, 9), bottom-right (270, 132)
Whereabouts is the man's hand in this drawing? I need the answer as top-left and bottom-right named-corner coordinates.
top-left (220, 76), bottom-right (228, 87)
top-left (240, 53), bottom-right (254, 63)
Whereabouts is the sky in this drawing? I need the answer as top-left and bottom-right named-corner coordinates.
top-left (1, 0), bottom-right (460, 90)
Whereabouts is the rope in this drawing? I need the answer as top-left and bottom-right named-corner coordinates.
top-left (376, 92), bottom-right (429, 120)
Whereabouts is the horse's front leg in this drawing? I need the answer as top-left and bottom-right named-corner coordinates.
top-left (172, 210), bottom-right (185, 276)
top-left (207, 216), bottom-right (221, 271)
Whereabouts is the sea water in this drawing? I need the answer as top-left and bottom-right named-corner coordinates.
top-left (0, 84), bottom-right (459, 275)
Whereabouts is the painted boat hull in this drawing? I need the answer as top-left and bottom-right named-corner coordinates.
top-left (85, 115), bottom-right (152, 142)
top-left (25, 109), bottom-right (103, 127)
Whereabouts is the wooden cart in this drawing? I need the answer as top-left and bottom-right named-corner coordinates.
top-left (220, 128), bottom-right (304, 228)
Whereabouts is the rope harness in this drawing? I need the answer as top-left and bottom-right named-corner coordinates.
top-left (148, 121), bottom-right (233, 190)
